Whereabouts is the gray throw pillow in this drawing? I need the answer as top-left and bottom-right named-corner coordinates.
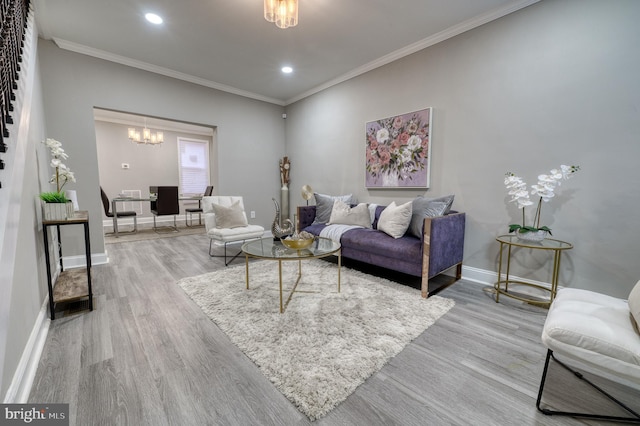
top-left (408, 195), bottom-right (455, 238)
top-left (313, 193), bottom-right (357, 224)
top-left (213, 201), bottom-right (248, 228)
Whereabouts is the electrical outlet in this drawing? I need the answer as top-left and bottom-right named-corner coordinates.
top-left (250, 211), bottom-right (256, 219)
top-left (121, 163), bottom-right (130, 169)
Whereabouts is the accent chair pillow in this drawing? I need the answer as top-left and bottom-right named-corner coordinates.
top-left (377, 201), bottom-right (413, 239)
top-left (629, 279), bottom-right (640, 334)
top-left (408, 194), bottom-right (455, 238)
top-left (212, 200), bottom-right (248, 229)
top-left (328, 201), bottom-right (371, 228)
top-left (313, 193), bottom-right (357, 224)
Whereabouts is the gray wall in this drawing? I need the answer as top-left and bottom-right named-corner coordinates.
top-left (285, 0), bottom-right (640, 298)
top-left (38, 40), bottom-right (286, 256)
top-left (1, 23), bottom-right (49, 399)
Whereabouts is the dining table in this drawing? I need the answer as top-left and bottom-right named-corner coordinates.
top-left (111, 194), bottom-right (203, 237)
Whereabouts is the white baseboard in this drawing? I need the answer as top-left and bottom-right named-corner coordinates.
top-left (461, 264), bottom-right (555, 297)
top-left (62, 252), bottom-right (108, 269)
top-left (3, 299), bottom-right (50, 403)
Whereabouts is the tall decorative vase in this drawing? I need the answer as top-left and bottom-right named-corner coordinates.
top-left (280, 184), bottom-right (289, 226)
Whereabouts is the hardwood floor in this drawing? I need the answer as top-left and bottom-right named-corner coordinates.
top-left (29, 233), bottom-right (640, 425)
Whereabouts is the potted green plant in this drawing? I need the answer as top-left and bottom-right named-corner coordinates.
top-left (40, 138), bottom-right (76, 220)
top-left (504, 164), bottom-right (580, 241)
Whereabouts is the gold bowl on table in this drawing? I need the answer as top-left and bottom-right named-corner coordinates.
top-left (281, 237), bottom-right (314, 250)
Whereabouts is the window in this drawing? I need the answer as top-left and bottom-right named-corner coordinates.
top-left (178, 138), bottom-right (210, 195)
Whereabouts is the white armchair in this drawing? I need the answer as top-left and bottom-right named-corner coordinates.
top-left (536, 282), bottom-right (640, 422)
top-left (203, 196), bottom-right (265, 266)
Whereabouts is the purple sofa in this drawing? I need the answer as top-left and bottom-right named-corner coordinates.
top-left (297, 205), bottom-right (465, 297)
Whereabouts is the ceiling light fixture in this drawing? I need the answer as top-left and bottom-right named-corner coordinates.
top-left (264, 0), bottom-right (298, 29)
top-left (281, 66), bottom-right (293, 74)
top-left (145, 13), bottom-right (163, 25)
top-left (128, 118), bottom-right (164, 146)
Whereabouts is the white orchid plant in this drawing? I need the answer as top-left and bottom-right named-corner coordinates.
top-left (504, 164), bottom-right (580, 236)
top-left (40, 138), bottom-right (76, 203)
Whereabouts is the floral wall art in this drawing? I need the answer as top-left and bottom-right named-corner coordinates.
top-left (365, 107), bottom-right (432, 188)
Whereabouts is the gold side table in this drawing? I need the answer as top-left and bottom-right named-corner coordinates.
top-left (495, 235), bottom-right (573, 307)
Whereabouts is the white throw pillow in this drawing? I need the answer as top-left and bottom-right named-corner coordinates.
top-left (213, 201), bottom-right (248, 228)
top-left (629, 279), bottom-right (640, 334)
top-left (377, 201), bottom-right (413, 239)
top-left (328, 201), bottom-right (371, 228)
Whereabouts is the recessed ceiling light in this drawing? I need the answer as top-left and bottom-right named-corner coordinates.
top-left (145, 13), bottom-right (163, 25)
top-left (281, 66), bottom-right (293, 74)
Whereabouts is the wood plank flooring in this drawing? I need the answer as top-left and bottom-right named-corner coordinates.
top-left (29, 233), bottom-right (640, 425)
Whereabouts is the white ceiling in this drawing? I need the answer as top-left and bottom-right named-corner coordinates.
top-left (34, 0), bottom-right (538, 106)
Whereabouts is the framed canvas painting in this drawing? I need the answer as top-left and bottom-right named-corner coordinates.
top-left (365, 107), bottom-right (432, 189)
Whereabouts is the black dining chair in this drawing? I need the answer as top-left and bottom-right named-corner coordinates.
top-left (100, 187), bottom-right (137, 233)
top-left (150, 186), bottom-right (180, 232)
top-left (185, 185), bottom-right (214, 227)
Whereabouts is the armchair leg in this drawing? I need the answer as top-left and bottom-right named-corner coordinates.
top-left (209, 240), bottom-right (242, 266)
top-left (536, 349), bottom-right (640, 423)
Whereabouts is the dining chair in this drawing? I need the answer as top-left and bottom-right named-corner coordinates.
top-left (100, 187), bottom-right (137, 233)
top-left (186, 185), bottom-right (213, 227)
top-left (150, 186), bottom-right (180, 232)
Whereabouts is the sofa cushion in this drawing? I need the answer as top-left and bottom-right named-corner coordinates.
top-left (313, 193), bottom-right (357, 224)
top-left (340, 228), bottom-right (422, 261)
top-left (212, 201), bottom-right (248, 228)
top-left (408, 195), bottom-right (455, 238)
top-left (377, 201), bottom-right (413, 239)
top-left (328, 201), bottom-right (371, 228)
top-left (629, 279), bottom-right (640, 334)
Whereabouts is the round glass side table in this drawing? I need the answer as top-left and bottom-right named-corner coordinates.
top-left (495, 234), bottom-right (573, 307)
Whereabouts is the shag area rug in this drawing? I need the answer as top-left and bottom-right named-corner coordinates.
top-left (177, 259), bottom-right (454, 421)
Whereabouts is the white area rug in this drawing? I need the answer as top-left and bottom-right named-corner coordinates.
top-left (178, 259), bottom-right (454, 420)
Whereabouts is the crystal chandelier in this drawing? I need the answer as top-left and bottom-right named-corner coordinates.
top-left (264, 0), bottom-right (298, 29)
top-left (127, 118), bottom-right (163, 145)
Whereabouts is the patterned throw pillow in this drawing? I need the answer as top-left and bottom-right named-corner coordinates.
top-left (328, 201), bottom-right (371, 228)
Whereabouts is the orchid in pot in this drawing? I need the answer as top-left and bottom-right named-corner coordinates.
top-left (40, 138), bottom-right (76, 203)
top-left (504, 164), bottom-right (580, 241)
top-left (40, 138), bottom-right (76, 220)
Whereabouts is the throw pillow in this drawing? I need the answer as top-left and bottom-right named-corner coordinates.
top-left (408, 195), bottom-right (455, 238)
top-left (313, 193), bottom-right (357, 224)
top-left (212, 201), bottom-right (248, 228)
top-left (377, 201), bottom-right (413, 239)
top-left (629, 279), bottom-right (640, 334)
top-left (328, 201), bottom-right (371, 228)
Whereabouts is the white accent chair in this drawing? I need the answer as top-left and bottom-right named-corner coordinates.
top-left (203, 196), bottom-right (264, 266)
top-left (537, 282), bottom-right (640, 422)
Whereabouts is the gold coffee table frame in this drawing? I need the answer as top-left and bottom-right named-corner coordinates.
top-left (241, 237), bottom-right (341, 313)
top-left (495, 235), bottom-right (573, 307)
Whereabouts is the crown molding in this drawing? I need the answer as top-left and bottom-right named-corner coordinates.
top-left (51, 0), bottom-right (539, 107)
top-left (285, 0), bottom-right (540, 105)
top-left (52, 38), bottom-right (286, 106)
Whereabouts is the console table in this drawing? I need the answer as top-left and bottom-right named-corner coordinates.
top-left (495, 234), bottom-right (573, 307)
top-left (42, 211), bottom-right (93, 320)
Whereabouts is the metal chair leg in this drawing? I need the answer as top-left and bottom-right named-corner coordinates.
top-left (536, 349), bottom-right (640, 423)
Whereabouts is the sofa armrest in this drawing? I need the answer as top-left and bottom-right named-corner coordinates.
top-left (297, 206), bottom-right (316, 230)
top-left (421, 212), bottom-right (465, 296)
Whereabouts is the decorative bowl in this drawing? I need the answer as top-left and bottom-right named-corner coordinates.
top-left (281, 238), bottom-right (314, 250)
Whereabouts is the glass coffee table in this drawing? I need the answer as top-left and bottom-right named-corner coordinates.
top-left (241, 237), bottom-right (341, 313)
